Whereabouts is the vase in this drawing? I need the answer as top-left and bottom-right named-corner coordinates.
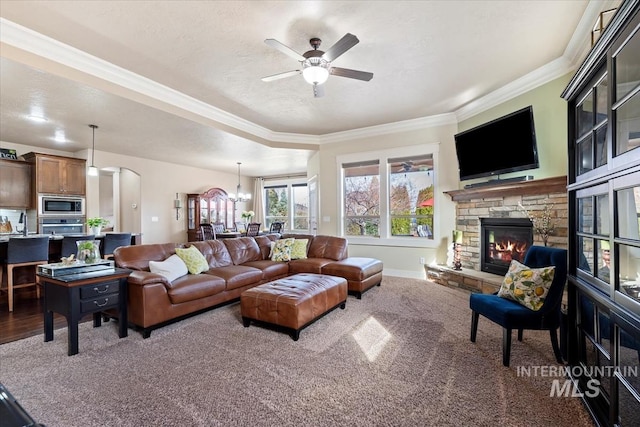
top-left (76, 240), bottom-right (101, 264)
top-left (91, 226), bottom-right (102, 236)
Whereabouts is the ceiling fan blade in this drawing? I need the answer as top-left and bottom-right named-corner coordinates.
top-left (261, 70), bottom-right (301, 82)
top-left (313, 84), bottom-right (325, 98)
top-left (330, 67), bottom-right (373, 81)
top-left (264, 39), bottom-right (306, 61)
top-left (322, 33), bottom-right (359, 62)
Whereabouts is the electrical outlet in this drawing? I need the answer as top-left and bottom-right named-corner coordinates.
top-left (420, 257), bottom-right (425, 265)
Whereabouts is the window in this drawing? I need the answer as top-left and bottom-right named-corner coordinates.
top-left (264, 181), bottom-right (308, 232)
top-left (340, 145), bottom-right (438, 243)
top-left (389, 155), bottom-right (434, 238)
top-left (343, 161), bottom-right (380, 236)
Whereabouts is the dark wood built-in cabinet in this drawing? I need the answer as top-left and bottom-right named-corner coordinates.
top-left (24, 152), bottom-right (86, 195)
top-left (562, 1), bottom-right (640, 425)
top-left (186, 188), bottom-right (236, 241)
top-left (0, 159), bottom-right (32, 208)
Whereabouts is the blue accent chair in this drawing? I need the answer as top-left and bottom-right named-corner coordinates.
top-left (470, 246), bottom-right (567, 366)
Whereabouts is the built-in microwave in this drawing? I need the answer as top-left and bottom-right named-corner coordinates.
top-left (38, 195), bottom-right (85, 216)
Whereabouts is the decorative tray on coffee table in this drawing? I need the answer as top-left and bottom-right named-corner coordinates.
top-left (37, 260), bottom-right (115, 277)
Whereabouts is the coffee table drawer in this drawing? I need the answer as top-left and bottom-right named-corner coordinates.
top-left (80, 280), bottom-right (119, 299)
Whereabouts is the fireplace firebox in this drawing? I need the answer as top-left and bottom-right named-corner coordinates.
top-left (480, 218), bottom-right (533, 275)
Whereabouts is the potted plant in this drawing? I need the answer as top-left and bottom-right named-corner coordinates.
top-left (76, 240), bottom-right (101, 264)
top-left (241, 210), bottom-right (255, 224)
top-left (86, 217), bottom-right (109, 235)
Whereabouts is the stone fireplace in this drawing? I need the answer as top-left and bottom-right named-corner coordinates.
top-left (427, 176), bottom-right (568, 293)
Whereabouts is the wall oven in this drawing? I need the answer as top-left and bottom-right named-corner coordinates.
top-left (39, 217), bottom-right (85, 235)
top-left (38, 195), bottom-right (85, 216)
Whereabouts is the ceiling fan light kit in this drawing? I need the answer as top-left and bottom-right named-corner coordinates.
top-left (263, 33), bottom-right (373, 97)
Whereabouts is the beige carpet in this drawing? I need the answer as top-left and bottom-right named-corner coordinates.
top-left (0, 276), bottom-right (594, 427)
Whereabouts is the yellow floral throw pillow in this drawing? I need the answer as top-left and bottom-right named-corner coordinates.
top-left (290, 239), bottom-right (308, 260)
top-left (270, 238), bottom-right (295, 262)
top-left (497, 259), bottom-right (555, 311)
top-left (175, 245), bottom-right (209, 274)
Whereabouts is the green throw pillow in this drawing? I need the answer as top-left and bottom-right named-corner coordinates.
top-left (175, 245), bottom-right (209, 274)
top-left (270, 238), bottom-right (295, 262)
top-left (290, 239), bottom-right (308, 260)
top-left (497, 259), bottom-right (555, 311)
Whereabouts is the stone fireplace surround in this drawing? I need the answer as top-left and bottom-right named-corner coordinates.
top-left (426, 176), bottom-right (568, 293)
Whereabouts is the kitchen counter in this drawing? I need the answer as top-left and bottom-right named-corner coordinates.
top-left (0, 233), bottom-right (142, 262)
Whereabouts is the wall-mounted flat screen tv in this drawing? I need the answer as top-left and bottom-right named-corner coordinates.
top-left (454, 106), bottom-right (539, 181)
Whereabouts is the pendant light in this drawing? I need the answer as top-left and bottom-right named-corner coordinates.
top-left (228, 162), bottom-right (251, 202)
top-left (88, 124), bottom-right (99, 176)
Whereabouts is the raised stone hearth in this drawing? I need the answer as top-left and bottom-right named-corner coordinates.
top-left (437, 176), bottom-right (568, 290)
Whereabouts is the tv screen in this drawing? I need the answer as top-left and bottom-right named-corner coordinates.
top-left (454, 106), bottom-right (539, 181)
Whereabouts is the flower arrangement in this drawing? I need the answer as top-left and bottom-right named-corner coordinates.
top-left (519, 201), bottom-right (556, 246)
top-left (77, 240), bottom-right (101, 264)
top-left (86, 217), bottom-right (109, 228)
top-left (241, 210), bottom-right (255, 221)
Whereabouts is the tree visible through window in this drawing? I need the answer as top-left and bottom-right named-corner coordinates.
top-left (265, 182), bottom-right (308, 231)
top-left (389, 155), bottom-right (434, 238)
top-left (343, 161), bottom-right (380, 236)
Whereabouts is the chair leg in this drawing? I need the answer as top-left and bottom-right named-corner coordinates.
top-left (549, 328), bottom-right (563, 364)
top-left (503, 328), bottom-right (512, 367)
top-left (517, 329), bottom-right (523, 341)
top-left (470, 311), bottom-right (480, 342)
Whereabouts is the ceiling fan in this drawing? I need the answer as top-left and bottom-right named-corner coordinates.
top-left (262, 33), bottom-right (373, 98)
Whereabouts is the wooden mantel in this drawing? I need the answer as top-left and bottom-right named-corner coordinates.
top-left (444, 176), bottom-right (567, 202)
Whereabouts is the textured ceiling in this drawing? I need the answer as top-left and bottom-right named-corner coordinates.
top-left (0, 1), bottom-right (615, 176)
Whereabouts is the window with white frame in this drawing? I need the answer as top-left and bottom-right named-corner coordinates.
top-left (340, 145), bottom-right (437, 242)
top-left (264, 180), bottom-right (309, 232)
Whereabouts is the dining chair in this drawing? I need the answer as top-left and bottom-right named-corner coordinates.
top-left (269, 221), bottom-right (284, 234)
top-left (201, 224), bottom-right (215, 240)
top-left (60, 234), bottom-right (96, 260)
top-left (245, 223), bottom-right (261, 237)
top-left (102, 233), bottom-right (132, 259)
top-left (0, 236), bottom-right (50, 312)
top-left (470, 245), bottom-right (567, 366)
top-left (213, 222), bottom-right (225, 234)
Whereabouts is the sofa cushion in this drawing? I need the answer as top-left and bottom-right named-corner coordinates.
top-left (206, 265), bottom-right (263, 291)
top-left (149, 254), bottom-right (188, 282)
top-left (308, 235), bottom-right (348, 261)
top-left (497, 259), bottom-right (555, 311)
top-left (254, 235), bottom-right (278, 260)
top-left (242, 260), bottom-right (290, 281)
top-left (190, 240), bottom-right (233, 268)
top-left (289, 258), bottom-right (336, 274)
top-left (167, 273), bottom-right (226, 304)
top-left (271, 238), bottom-right (295, 261)
top-left (321, 257), bottom-right (383, 281)
top-left (175, 245), bottom-right (209, 274)
top-left (290, 239), bottom-right (309, 260)
top-left (223, 237), bottom-right (261, 264)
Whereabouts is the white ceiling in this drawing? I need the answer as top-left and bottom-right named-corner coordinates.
top-left (0, 1), bottom-right (619, 177)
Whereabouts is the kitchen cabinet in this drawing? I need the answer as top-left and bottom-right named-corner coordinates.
top-left (0, 159), bottom-right (32, 208)
top-left (24, 152), bottom-right (86, 195)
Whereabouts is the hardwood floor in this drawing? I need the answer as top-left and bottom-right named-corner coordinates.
top-left (0, 288), bottom-right (90, 345)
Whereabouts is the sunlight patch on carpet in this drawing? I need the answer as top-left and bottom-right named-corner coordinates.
top-left (352, 316), bottom-right (391, 361)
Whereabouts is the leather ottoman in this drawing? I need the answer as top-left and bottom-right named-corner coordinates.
top-left (321, 257), bottom-right (383, 299)
top-left (240, 273), bottom-right (347, 340)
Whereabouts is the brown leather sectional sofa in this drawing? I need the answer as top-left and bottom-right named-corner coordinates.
top-left (113, 234), bottom-right (383, 337)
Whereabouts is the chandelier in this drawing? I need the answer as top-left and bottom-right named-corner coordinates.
top-left (88, 124), bottom-right (99, 176)
top-left (228, 162), bottom-right (251, 202)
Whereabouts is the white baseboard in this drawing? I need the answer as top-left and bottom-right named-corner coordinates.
top-left (382, 268), bottom-right (427, 280)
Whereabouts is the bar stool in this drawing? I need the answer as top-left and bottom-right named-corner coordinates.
top-left (0, 236), bottom-right (50, 312)
top-left (60, 235), bottom-right (95, 260)
top-left (102, 233), bottom-right (132, 259)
